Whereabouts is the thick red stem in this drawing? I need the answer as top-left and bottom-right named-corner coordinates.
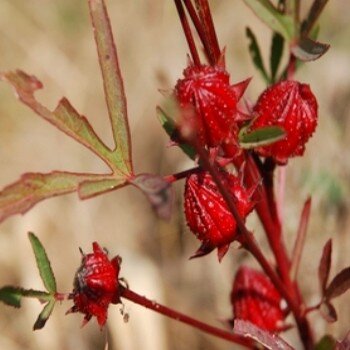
top-left (182, 0), bottom-right (212, 64)
top-left (174, 0), bottom-right (201, 66)
top-left (120, 286), bottom-right (253, 348)
top-left (194, 0), bottom-right (221, 63)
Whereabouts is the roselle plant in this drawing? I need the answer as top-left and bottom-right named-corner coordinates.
top-left (0, 0), bottom-right (349, 349)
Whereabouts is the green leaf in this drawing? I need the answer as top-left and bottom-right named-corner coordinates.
top-left (78, 177), bottom-right (127, 199)
top-left (246, 27), bottom-right (269, 83)
top-left (157, 107), bottom-right (196, 160)
top-left (315, 335), bottom-right (337, 350)
top-left (88, 0), bottom-right (133, 174)
top-left (0, 171), bottom-right (106, 223)
top-left (270, 32), bottom-right (284, 83)
top-left (239, 126), bottom-right (286, 149)
top-left (33, 299), bottom-right (56, 330)
top-left (0, 286), bottom-right (51, 308)
top-left (0, 70), bottom-right (117, 170)
top-left (291, 37), bottom-right (330, 62)
top-left (28, 232), bottom-right (57, 293)
top-left (243, 0), bottom-right (294, 40)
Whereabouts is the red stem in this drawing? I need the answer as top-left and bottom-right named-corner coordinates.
top-left (174, 0), bottom-right (201, 66)
top-left (182, 0), bottom-right (212, 64)
top-left (164, 166), bottom-right (201, 183)
top-left (120, 286), bottom-right (253, 348)
top-left (194, 0), bottom-right (221, 63)
top-left (196, 146), bottom-right (314, 349)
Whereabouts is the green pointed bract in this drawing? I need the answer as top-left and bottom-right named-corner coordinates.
top-left (33, 299), bottom-right (56, 331)
top-left (239, 126), bottom-right (286, 149)
top-left (157, 107), bottom-right (196, 160)
top-left (246, 27), bottom-right (269, 84)
top-left (28, 232), bottom-right (57, 294)
top-left (270, 32), bottom-right (284, 83)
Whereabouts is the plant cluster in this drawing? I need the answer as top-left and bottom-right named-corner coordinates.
top-left (0, 1), bottom-right (349, 349)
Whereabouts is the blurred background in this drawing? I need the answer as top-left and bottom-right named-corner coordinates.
top-left (0, 1), bottom-right (349, 349)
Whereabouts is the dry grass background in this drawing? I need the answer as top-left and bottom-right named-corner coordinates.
top-left (0, 1), bottom-right (350, 349)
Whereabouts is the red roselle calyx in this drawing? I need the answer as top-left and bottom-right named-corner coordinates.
top-left (174, 63), bottom-right (249, 148)
top-left (231, 266), bottom-right (284, 332)
top-left (184, 170), bottom-right (255, 261)
top-left (67, 242), bottom-right (121, 327)
top-left (250, 80), bottom-right (318, 164)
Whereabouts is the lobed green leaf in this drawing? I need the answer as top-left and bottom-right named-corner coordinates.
top-left (0, 70), bottom-right (117, 170)
top-left (0, 171), bottom-right (106, 223)
top-left (28, 232), bottom-right (57, 294)
top-left (88, 0), bottom-right (133, 174)
top-left (78, 177), bottom-right (127, 199)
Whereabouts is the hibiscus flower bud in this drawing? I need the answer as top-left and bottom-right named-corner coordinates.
top-left (175, 64), bottom-right (240, 148)
top-left (250, 80), bottom-right (318, 164)
top-left (231, 266), bottom-right (284, 332)
top-left (67, 242), bottom-right (121, 327)
top-left (184, 171), bottom-right (254, 261)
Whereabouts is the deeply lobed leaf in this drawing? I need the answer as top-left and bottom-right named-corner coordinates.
top-left (0, 171), bottom-right (109, 223)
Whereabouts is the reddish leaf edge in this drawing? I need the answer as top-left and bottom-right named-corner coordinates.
top-left (0, 171), bottom-right (128, 224)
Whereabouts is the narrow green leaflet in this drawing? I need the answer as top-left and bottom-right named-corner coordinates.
top-left (270, 32), bottom-right (284, 83)
top-left (33, 299), bottom-right (56, 330)
top-left (246, 27), bottom-right (269, 84)
top-left (28, 232), bottom-right (57, 294)
top-left (291, 37), bottom-right (330, 62)
top-left (239, 126), bottom-right (286, 149)
top-left (89, 0), bottom-right (133, 174)
top-left (0, 171), bottom-right (106, 223)
top-left (0, 286), bottom-right (50, 308)
top-left (157, 107), bottom-right (196, 160)
top-left (0, 70), bottom-right (117, 169)
top-left (78, 177), bottom-right (127, 199)
top-left (243, 0), bottom-right (294, 40)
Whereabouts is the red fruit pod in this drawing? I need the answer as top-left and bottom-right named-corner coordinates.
top-left (231, 266), bottom-right (284, 332)
top-left (184, 171), bottom-right (254, 261)
top-left (175, 64), bottom-right (240, 148)
top-left (67, 242), bottom-right (121, 327)
top-left (250, 80), bottom-right (318, 164)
